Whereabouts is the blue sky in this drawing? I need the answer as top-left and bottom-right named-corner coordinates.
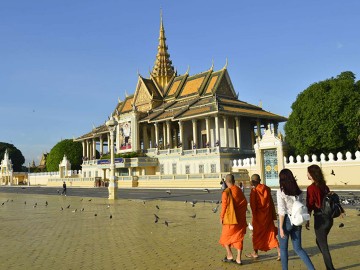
top-left (1, 0), bottom-right (359, 166)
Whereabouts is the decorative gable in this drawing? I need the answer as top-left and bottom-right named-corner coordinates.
top-left (134, 78), bottom-right (154, 112)
top-left (213, 70), bottom-right (237, 98)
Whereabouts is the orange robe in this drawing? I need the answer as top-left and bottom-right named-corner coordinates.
top-left (219, 185), bottom-right (247, 250)
top-left (250, 183), bottom-right (279, 251)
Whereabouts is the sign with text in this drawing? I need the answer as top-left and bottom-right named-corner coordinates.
top-left (97, 158), bottom-right (124, 165)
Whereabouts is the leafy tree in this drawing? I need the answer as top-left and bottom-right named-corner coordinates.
top-left (285, 71), bottom-right (360, 156)
top-left (0, 142), bottom-right (25, 172)
top-left (46, 139), bottom-right (83, 171)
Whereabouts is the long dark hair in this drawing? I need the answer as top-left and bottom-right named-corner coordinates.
top-left (279, 169), bottom-right (302, 196)
top-left (307, 164), bottom-right (326, 187)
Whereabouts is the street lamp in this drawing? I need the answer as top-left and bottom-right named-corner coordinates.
top-left (106, 116), bottom-right (118, 200)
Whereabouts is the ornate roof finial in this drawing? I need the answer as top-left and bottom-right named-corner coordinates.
top-left (125, 90), bottom-right (129, 97)
top-left (210, 59), bottom-right (214, 70)
top-left (151, 10), bottom-right (175, 93)
top-left (223, 58), bottom-right (228, 69)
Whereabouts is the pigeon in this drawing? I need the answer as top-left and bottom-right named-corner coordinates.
top-left (107, 205), bottom-right (110, 208)
top-left (203, 188), bottom-right (210, 193)
top-left (190, 200), bottom-right (197, 207)
top-left (166, 190), bottom-right (171, 195)
top-left (190, 214), bottom-right (196, 218)
top-left (66, 205), bottom-right (70, 209)
top-left (33, 205), bottom-right (36, 208)
top-left (110, 214), bottom-right (113, 219)
top-left (339, 223), bottom-right (344, 228)
top-left (215, 200), bottom-right (220, 205)
top-left (61, 207), bottom-right (63, 211)
top-left (184, 200), bottom-right (188, 203)
top-left (80, 208), bottom-right (84, 212)
top-left (80, 199), bottom-right (83, 201)
top-left (331, 170), bottom-right (335, 176)
top-left (88, 199), bottom-right (92, 202)
top-left (156, 205), bottom-right (160, 210)
top-left (164, 221), bottom-right (169, 227)
top-left (212, 205), bottom-right (219, 213)
top-left (72, 209), bottom-right (77, 213)
top-left (248, 223), bottom-right (254, 230)
top-left (34, 202), bottom-right (37, 206)
top-left (94, 213), bottom-right (97, 217)
top-left (45, 201), bottom-right (48, 206)
top-left (1, 202), bottom-right (5, 206)
top-left (24, 201), bottom-right (26, 205)
top-left (154, 214), bottom-right (160, 223)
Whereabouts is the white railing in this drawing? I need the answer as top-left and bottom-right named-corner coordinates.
top-left (29, 170), bottom-right (81, 177)
top-left (285, 151), bottom-right (360, 165)
top-left (233, 157), bottom-right (256, 168)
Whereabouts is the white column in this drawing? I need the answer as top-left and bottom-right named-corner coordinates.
top-left (205, 117), bottom-right (210, 146)
top-left (92, 139), bottom-right (96, 159)
top-left (178, 121), bottom-right (183, 146)
top-left (151, 125), bottom-right (155, 148)
top-left (235, 117), bottom-right (241, 149)
top-left (86, 140), bottom-right (90, 159)
top-left (166, 121), bottom-right (171, 148)
top-left (192, 119), bottom-right (198, 147)
top-left (162, 122), bottom-right (167, 147)
top-left (154, 123), bottom-right (159, 147)
top-left (107, 133), bottom-right (110, 153)
top-left (223, 116), bottom-right (229, 147)
top-left (100, 136), bottom-right (104, 155)
top-left (82, 141), bottom-right (86, 158)
top-left (215, 116), bottom-right (220, 146)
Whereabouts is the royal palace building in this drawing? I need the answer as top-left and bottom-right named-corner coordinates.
top-left (74, 16), bottom-right (287, 186)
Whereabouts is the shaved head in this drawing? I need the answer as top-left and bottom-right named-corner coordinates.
top-left (225, 174), bottom-right (235, 185)
top-left (251, 174), bottom-right (261, 186)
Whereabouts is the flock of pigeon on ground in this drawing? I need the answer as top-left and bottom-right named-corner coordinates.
top-left (1, 188), bottom-right (359, 229)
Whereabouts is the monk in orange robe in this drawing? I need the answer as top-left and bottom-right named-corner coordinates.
top-left (219, 174), bottom-right (248, 265)
top-left (246, 174), bottom-right (280, 260)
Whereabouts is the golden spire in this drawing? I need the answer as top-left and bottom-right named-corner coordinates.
top-left (151, 10), bottom-right (175, 93)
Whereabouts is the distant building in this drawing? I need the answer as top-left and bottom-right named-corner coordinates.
top-left (74, 15), bottom-right (286, 184)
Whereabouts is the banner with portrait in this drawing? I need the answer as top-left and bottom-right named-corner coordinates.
top-left (118, 121), bottom-right (132, 150)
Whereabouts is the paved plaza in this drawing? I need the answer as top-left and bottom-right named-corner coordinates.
top-left (0, 190), bottom-right (359, 270)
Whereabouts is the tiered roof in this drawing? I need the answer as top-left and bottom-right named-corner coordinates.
top-left (75, 14), bottom-right (286, 141)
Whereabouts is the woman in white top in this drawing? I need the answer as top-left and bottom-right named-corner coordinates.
top-left (277, 169), bottom-right (315, 270)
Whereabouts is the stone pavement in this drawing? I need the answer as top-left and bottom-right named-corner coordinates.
top-left (0, 192), bottom-right (359, 270)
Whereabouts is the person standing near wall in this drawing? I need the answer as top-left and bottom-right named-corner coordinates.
top-left (306, 164), bottom-right (335, 270)
top-left (61, 181), bottom-right (67, 196)
top-left (246, 174), bottom-right (281, 260)
top-left (219, 174), bottom-right (248, 265)
top-left (277, 169), bottom-right (314, 270)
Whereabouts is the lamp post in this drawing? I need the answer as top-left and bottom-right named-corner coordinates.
top-left (106, 116), bottom-right (118, 200)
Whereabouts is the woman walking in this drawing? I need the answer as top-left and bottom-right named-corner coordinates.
top-left (306, 164), bottom-right (335, 270)
top-left (277, 169), bottom-right (315, 270)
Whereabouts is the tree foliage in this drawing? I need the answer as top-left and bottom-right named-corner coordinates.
top-left (285, 71), bottom-right (360, 156)
top-left (0, 142), bottom-right (25, 172)
top-left (46, 139), bottom-right (83, 171)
